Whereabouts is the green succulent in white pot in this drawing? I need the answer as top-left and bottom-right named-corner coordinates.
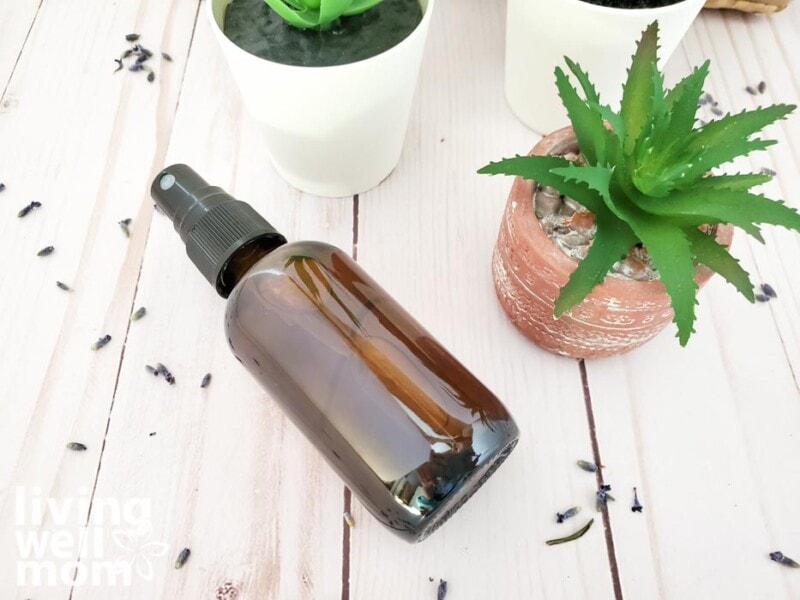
top-left (481, 22), bottom-right (799, 357)
top-left (207, 0), bottom-right (435, 197)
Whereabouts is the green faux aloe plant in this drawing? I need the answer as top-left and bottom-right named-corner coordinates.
top-left (479, 21), bottom-right (799, 346)
top-left (264, 0), bottom-right (384, 28)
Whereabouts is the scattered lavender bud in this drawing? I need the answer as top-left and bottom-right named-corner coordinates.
top-left (200, 373), bottom-right (212, 388)
top-left (761, 283), bottom-right (777, 299)
top-left (131, 306), bottom-right (147, 321)
top-left (149, 431), bottom-right (157, 436)
top-left (113, 59), bottom-right (123, 73)
top-left (755, 293), bottom-right (769, 303)
top-left (145, 364), bottom-right (158, 376)
top-left (129, 63), bottom-right (144, 72)
top-left (66, 442), bottom-right (87, 451)
top-left (576, 459), bottom-right (599, 473)
top-left (437, 579), bottom-right (448, 600)
top-left (758, 81), bottom-right (767, 94)
top-left (135, 53), bottom-right (149, 64)
top-left (770, 551), bottom-right (800, 568)
top-left (631, 487), bottom-right (643, 513)
top-left (156, 362), bottom-right (175, 385)
top-left (711, 106), bottom-right (724, 117)
top-left (17, 201), bottom-right (42, 218)
top-left (161, 52), bottom-right (172, 62)
top-left (91, 335), bottom-right (112, 351)
top-left (147, 71), bottom-right (155, 83)
top-left (121, 48), bottom-right (134, 59)
top-left (0, 183), bottom-right (5, 192)
top-left (125, 33), bottom-right (140, 42)
top-left (343, 511), bottom-right (355, 527)
top-left (596, 484), bottom-right (615, 512)
top-left (37, 246), bottom-right (54, 257)
top-left (174, 547), bottom-right (191, 569)
top-left (556, 506), bottom-right (581, 523)
top-left (56, 281), bottom-right (73, 292)
top-left (153, 203), bottom-right (163, 214)
top-left (745, 85), bottom-right (758, 95)
top-left (118, 218), bottom-right (132, 237)
top-left (760, 167), bottom-right (777, 177)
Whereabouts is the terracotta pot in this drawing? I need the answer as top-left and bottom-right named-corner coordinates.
top-left (491, 126), bottom-right (734, 359)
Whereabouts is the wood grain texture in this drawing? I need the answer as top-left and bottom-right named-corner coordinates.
top-left (0, 0), bottom-right (42, 94)
top-left (349, 0), bottom-right (616, 597)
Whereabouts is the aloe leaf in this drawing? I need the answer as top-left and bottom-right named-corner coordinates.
top-left (685, 228), bottom-right (754, 302)
top-left (688, 104), bottom-right (796, 153)
top-left (555, 67), bottom-right (607, 165)
top-left (688, 172), bottom-right (771, 192)
top-left (563, 57), bottom-right (624, 137)
top-left (620, 22), bottom-right (659, 154)
top-left (344, 0), bottom-right (384, 15)
top-left (664, 61), bottom-right (710, 136)
top-left (264, 0), bottom-right (322, 27)
top-left (554, 216), bottom-right (638, 316)
top-left (478, 155), bottom-right (608, 216)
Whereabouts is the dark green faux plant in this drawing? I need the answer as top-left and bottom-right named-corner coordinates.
top-left (479, 21), bottom-right (799, 346)
top-left (264, 0), bottom-right (384, 28)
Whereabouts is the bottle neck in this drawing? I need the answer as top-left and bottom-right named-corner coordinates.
top-left (216, 233), bottom-right (287, 297)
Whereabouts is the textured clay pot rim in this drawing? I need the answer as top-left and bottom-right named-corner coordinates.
top-left (513, 125), bottom-right (734, 301)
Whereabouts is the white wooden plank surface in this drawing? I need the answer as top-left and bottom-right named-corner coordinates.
top-left (0, 0), bottom-right (799, 598)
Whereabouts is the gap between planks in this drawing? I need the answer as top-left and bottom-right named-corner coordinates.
top-left (579, 359), bottom-right (624, 600)
top-left (0, 0), bottom-right (45, 104)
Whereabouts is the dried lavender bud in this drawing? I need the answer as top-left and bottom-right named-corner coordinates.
top-left (135, 53), bottom-right (149, 65)
top-left (17, 201), bottom-right (42, 218)
top-left (145, 364), bottom-right (158, 376)
top-left (745, 85), bottom-right (757, 95)
top-left (125, 33), bottom-right (140, 42)
top-left (769, 551), bottom-right (800, 568)
top-left (157, 362), bottom-right (175, 385)
top-left (56, 281), bottom-right (72, 292)
top-left (760, 167), bottom-right (777, 177)
top-left (149, 431), bottom-right (157, 436)
top-left (698, 96), bottom-right (708, 106)
top-left (114, 59), bottom-right (123, 73)
top-left (91, 335), bottom-right (112, 351)
top-left (576, 459), bottom-right (599, 472)
top-left (153, 203), bottom-right (163, 214)
top-left (138, 46), bottom-right (153, 58)
top-left (37, 246), bottom-right (54, 257)
top-left (161, 52), bottom-right (172, 62)
top-left (631, 487), bottom-right (643, 513)
top-left (174, 547), bottom-right (191, 569)
top-left (131, 306), bottom-right (146, 321)
top-left (129, 63), bottom-right (144, 72)
top-left (0, 183), bottom-right (5, 192)
top-left (118, 218), bottom-right (132, 237)
top-left (758, 81), bottom-right (767, 94)
top-left (66, 442), bottom-right (87, 451)
top-left (711, 106), bottom-right (724, 117)
top-left (122, 48), bottom-right (134, 59)
top-left (343, 511), bottom-right (355, 527)
top-left (703, 92), bottom-right (714, 104)
top-left (546, 518), bottom-right (594, 546)
top-left (761, 283), bottom-right (777, 299)
top-left (596, 484), bottom-right (615, 512)
top-left (200, 373), bottom-right (212, 388)
top-left (556, 506), bottom-right (581, 523)
top-left (755, 293), bottom-right (769, 303)
top-left (147, 71), bottom-right (155, 83)
top-left (437, 579), bottom-right (448, 600)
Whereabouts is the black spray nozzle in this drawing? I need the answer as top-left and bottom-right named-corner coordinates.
top-left (150, 164), bottom-right (286, 297)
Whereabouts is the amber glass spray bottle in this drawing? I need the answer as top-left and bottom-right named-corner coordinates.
top-left (151, 165), bottom-right (519, 542)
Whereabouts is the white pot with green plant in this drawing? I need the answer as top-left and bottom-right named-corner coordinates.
top-left (208, 0), bottom-right (434, 197)
top-left (505, 0), bottom-right (704, 134)
top-left (481, 22), bottom-right (798, 358)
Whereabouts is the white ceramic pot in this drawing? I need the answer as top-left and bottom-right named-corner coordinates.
top-left (504, 0), bottom-right (704, 134)
top-left (208, 0), bottom-right (434, 197)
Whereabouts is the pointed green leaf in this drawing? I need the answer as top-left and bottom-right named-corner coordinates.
top-left (563, 57), bottom-right (625, 137)
top-left (688, 104), bottom-right (796, 154)
top-left (554, 217), bottom-right (638, 316)
top-left (664, 60), bottom-right (710, 136)
top-left (555, 67), bottom-right (607, 164)
top-left (685, 227), bottom-right (754, 302)
top-left (689, 172), bottom-right (771, 192)
top-left (620, 22), bottom-right (659, 154)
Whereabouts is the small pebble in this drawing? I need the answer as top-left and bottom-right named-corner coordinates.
top-left (174, 547), bottom-right (191, 569)
top-left (761, 283), bottom-right (777, 299)
top-left (131, 306), bottom-right (147, 321)
top-left (56, 281), bottom-right (73, 292)
top-left (91, 334), bottom-right (112, 351)
top-left (17, 201), bottom-right (42, 218)
top-left (37, 245), bottom-right (54, 257)
top-left (758, 81), bottom-right (767, 94)
top-left (343, 511), bottom-right (355, 527)
top-left (125, 33), bottom-right (140, 42)
top-left (200, 373), bottom-right (212, 389)
top-left (437, 579), bottom-right (448, 600)
top-left (66, 442), bottom-right (87, 451)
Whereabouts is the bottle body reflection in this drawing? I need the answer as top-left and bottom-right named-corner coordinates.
top-left (225, 241), bottom-right (519, 542)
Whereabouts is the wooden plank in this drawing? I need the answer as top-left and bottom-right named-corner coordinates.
top-left (587, 6), bottom-right (800, 599)
top-left (0, 0), bottom-right (198, 596)
top-left (350, 0), bottom-right (617, 598)
top-left (0, 0), bottom-right (42, 93)
top-left (69, 10), bottom-right (350, 600)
